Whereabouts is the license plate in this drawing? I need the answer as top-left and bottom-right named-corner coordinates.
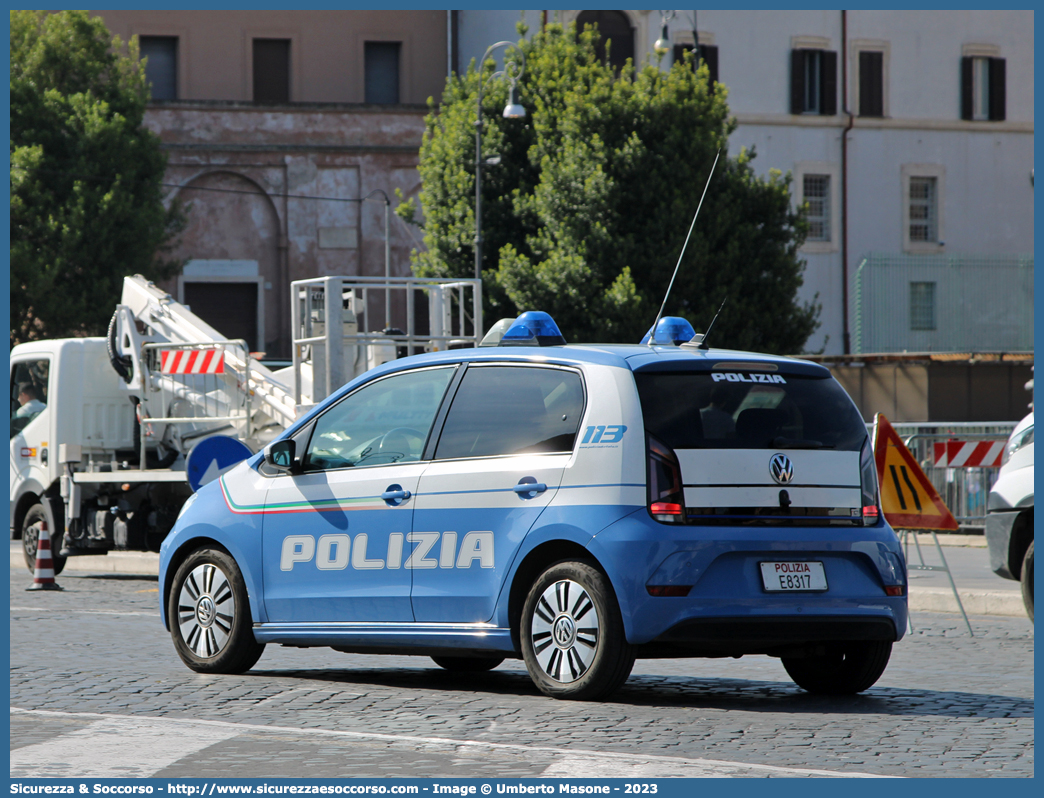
top-left (760, 561), bottom-right (828, 592)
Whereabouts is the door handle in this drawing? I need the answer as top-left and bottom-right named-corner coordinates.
top-left (513, 478), bottom-right (547, 497)
top-left (381, 485), bottom-right (412, 504)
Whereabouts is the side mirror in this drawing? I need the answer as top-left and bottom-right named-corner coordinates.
top-left (264, 439), bottom-right (296, 472)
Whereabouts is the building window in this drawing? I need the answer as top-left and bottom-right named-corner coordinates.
top-left (858, 51), bottom-right (883, 117)
top-left (803, 175), bottom-right (831, 242)
top-left (673, 43), bottom-right (718, 88)
top-left (961, 55), bottom-right (1005, 121)
top-left (139, 36), bottom-right (177, 101)
top-left (790, 49), bottom-right (837, 115)
top-left (576, 11), bottom-right (634, 74)
top-left (909, 282), bottom-right (937, 331)
top-left (364, 42), bottom-right (401, 105)
top-left (908, 177), bottom-right (938, 243)
top-left (253, 39), bottom-right (290, 103)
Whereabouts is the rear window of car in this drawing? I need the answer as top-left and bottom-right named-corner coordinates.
top-left (635, 371), bottom-right (867, 451)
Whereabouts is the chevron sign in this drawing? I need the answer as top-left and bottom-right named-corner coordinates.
top-left (160, 349), bottom-right (225, 375)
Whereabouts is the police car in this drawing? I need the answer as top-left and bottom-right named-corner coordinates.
top-left (159, 312), bottom-right (907, 700)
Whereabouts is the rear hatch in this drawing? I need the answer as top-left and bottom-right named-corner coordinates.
top-left (636, 359), bottom-right (872, 525)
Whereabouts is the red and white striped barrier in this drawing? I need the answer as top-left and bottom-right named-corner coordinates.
top-left (932, 440), bottom-right (1005, 468)
top-left (26, 521), bottom-right (63, 592)
top-left (160, 349), bottom-right (225, 375)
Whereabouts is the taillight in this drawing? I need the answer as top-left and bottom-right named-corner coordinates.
top-left (648, 434), bottom-right (685, 524)
top-left (860, 438), bottom-right (880, 525)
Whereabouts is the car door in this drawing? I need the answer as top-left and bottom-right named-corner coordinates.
top-left (411, 363), bottom-right (586, 623)
top-left (261, 364), bottom-right (457, 623)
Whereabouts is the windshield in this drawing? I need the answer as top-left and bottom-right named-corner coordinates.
top-left (635, 371), bottom-right (867, 451)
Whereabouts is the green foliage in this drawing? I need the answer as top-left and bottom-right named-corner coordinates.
top-left (10, 10), bottom-right (184, 345)
top-left (400, 22), bottom-right (819, 352)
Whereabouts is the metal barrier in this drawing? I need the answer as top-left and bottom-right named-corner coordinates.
top-left (140, 340), bottom-right (253, 463)
top-left (290, 276), bottom-right (483, 405)
top-left (852, 252), bottom-right (1033, 354)
top-left (869, 420), bottom-right (1016, 529)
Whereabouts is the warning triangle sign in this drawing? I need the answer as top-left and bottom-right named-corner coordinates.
top-left (873, 413), bottom-right (959, 531)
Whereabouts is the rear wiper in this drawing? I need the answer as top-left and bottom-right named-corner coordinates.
top-left (771, 437), bottom-right (832, 449)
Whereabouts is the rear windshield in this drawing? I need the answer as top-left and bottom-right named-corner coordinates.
top-left (635, 371), bottom-right (867, 451)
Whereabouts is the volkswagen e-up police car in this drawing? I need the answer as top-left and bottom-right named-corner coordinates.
top-left (159, 312), bottom-right (906, 700)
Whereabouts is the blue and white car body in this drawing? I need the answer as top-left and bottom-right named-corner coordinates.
top-left (160, 313), bottom-right (907, 698)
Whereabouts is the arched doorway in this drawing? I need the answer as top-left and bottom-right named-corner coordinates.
top-left (575, 11), bottom-right (635, 73)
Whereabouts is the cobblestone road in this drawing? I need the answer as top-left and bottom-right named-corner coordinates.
top-left (9, 569), bottom-right (1033, 778)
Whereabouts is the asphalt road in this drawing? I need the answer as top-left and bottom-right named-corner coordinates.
top-left (9, 567), bottom-right (1034, 779)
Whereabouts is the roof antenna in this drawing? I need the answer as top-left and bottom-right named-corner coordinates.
top-left (691, 295), bottom-right (727, 350)
top-left (647, 149), bottom-right (721, 346)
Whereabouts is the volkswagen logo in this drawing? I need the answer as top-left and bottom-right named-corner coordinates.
top-left (769, 453), bottom-right (794, 485)
top-left (196, 596), bottom-right (216, 627)
top-left (553, 615), bottom-right (577, 648)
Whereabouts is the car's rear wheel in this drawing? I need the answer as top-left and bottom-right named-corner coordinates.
top-left (22, 504), bottom-right (66, 576)
top-left (430, 655), bottom-right (504, 672)
top-left (1020, 541), bottom-right (1034, 622)
top-left (521, 560), bottom-right (635, 700)
top-left (168, 548), bottom-right (265, 673)
top-left (782, 640), bottom-right (892, 694)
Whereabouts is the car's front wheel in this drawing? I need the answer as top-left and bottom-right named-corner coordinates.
top-left (22, 504), bottom-right (66, 576)
top-left (782, 640), bottom-right (892, 694)
top-left (1021, 541), bottom-right (1034, 622)
top-left (521, 560), bottom-right (635, 700)
top-left (168, 548), bottom-right (265, 673)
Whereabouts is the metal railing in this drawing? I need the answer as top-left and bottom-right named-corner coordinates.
top-left (290, 276), bottom-right (483, 405)
top-left (869, 420), bottom-right (1017, 529)
top-left (853, 253), bottom-right (1033, 354)
top-left (140, 340), bottom-right (252, 464)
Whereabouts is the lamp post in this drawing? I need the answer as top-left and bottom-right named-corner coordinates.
top-left (654, 10), bottom-right (699, 66)
top-left (474, 41), bottom-right (526, 281)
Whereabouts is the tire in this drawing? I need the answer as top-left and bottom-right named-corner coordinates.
top-left (1020, 541), bottom-right (1034, 622)
top-left (22, 504), bottom-right (66, 576)
top-left (431, 655), bottom-right (505, 672)
top-left (782, 640), bottom-right (893, 695)
top-left (521, 559), bottom-right (635, 700)
top-left (168, 548), bottom-right (265, 674)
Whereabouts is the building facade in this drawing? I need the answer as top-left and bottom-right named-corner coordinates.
top-left (455, 10), bottom-right (1034, 355)
top-left (92, 10), bottom-right (449, 359)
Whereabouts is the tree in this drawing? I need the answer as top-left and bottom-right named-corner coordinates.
top-left (10, 10), bottom-right (184, 345)
top-left (399, 21), bottom-right (819, 353)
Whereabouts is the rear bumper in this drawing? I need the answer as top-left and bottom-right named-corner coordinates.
top-left (589, 512), bottom-right (908, 647)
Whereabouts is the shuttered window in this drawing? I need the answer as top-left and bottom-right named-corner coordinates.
top-left (140, 36), bottom-right (178, 101)
top-left (790, 49), bottom-right (837, 115)
top-left (365, 42), bottom-right (401, 105)
top-left (253, 39), bottom-right (290, 104)
top-left (961, 55), bottom-right (1005, 121)
top-left (858, 51), bottom-right (884, 117)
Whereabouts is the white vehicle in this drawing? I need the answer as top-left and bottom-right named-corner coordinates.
top-left (985, 412), bottom-right (1034, 620)
top-left (10, 274), bottom-right (481, 573)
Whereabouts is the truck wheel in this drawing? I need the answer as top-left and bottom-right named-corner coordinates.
top-left (782, 640), bottom-right (892, 695)
top-left (168, 548), bottom-right (265, 673)
top-left (1020, 542), bottom-right (1034, 622)
top-left (430, 656), bottom-right (505, 672)
top-left (22, 504), bottom-right (66, 576)
top-left (521, 560), bottom-right (635, 700)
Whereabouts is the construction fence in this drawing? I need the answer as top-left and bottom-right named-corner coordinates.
top-left (852, 253), bottom-right (1033, 354)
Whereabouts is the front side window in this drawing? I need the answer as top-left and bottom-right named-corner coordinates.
top-left (435, 366), bottom-right (585, 460)
top-left (303, 366), bottom-right (455, 470)
top-left (10, 359), bottom-right (50, 438)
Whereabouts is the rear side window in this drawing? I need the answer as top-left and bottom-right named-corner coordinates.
top-left (435, 366), bottom-right (584, 459)
top-left (635, 371), bottom-right (866, 451)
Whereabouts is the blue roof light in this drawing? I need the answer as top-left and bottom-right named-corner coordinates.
top-left (499, 311), bottom-right (567, 347)
top-left (640, 316), bottom-right (696, 346)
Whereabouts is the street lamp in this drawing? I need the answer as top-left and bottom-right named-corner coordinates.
top-left (474, 41), bottom-right (526, 281)
top-left (654, 10), bottom-right (700, 65)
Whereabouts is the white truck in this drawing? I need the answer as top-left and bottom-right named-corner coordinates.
top-left (10, 273), bottom-right (482, 573)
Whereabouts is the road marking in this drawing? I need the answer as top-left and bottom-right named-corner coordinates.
top-left (9, 606), bottom-right (159, 617)
top-left (11, 708), bottom-right (900, 778)
top-left (10, 716), bottom-right (237, 778)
